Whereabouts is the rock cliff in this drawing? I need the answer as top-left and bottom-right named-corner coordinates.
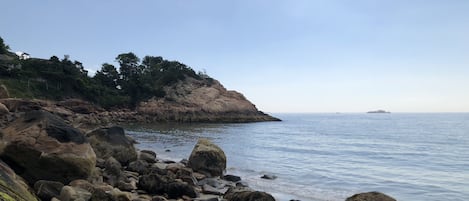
top-left (137, 77), bottom-right (279, 122)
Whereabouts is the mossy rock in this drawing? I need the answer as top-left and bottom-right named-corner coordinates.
top-left (0, 160), bottom-right (39, 201)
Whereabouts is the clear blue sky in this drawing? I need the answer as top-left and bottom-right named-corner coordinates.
top-left (2, 0), bottom-right (468, 113)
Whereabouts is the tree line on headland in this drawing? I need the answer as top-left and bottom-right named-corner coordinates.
top-left (0, 36), bottom-right (212, 109)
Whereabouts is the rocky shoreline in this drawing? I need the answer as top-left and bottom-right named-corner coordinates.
top-left (0, 108), bottom-right (397, 201)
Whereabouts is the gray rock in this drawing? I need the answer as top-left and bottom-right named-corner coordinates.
top-left (59, 185), bottom-right (92, 201)
top-left (223, 175), bottom-right (241, 182)
top-left (34, 180), bottom-right (64, 201)
top-left (138, 174), bottom-right (169, 194)
top-left (166, 181), bottom-right (197, 199)
top-left (127, 159), bottom-right (150, 174)
top-left (140, 150), bottom-right (157, 163)
top-left (202, 184), bottom-right (229, 195)
top-left (86, 126), bottom-right (137, 165)
top-left (188, 139), bottom-right (226, 177)
top-left (224, 187), bottom-right (275, 201)
top-left (346, 191), bottom-right (397, 201)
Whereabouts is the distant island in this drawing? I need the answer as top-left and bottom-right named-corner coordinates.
top-left (367, 110), bottom-right (391, 113)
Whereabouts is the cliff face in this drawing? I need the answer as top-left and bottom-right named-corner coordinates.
top-left (137, 77), bottom-right (279, 122)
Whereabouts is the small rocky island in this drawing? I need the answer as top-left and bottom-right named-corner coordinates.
top-left (367, 110), bottom-right (391, 114)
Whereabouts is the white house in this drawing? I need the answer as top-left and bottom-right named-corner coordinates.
top-left (15, 51), bottom-right (30, 60)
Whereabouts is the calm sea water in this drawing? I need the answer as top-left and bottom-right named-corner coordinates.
top-left (125, 113), bottom-right (469, 201)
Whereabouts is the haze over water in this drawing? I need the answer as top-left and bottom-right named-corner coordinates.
top-left (126, 113), bottom-right (469, 201)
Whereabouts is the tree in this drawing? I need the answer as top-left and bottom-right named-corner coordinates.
top-left (0, 36), bottom-right (9, 54)
top-left (115, 52), bottom-right (140, 82)
top-left (95, 63), bottom-right (119, 89)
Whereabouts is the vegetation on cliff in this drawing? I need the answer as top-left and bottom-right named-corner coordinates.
top-left (0, 36), bottom-right (211, 109)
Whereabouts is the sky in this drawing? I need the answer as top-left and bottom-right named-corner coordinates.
top-left (1, 0), bottom-right (469, 113)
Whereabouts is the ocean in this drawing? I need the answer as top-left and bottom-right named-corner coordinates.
top-left (125, 113), bottom-right (469, 201)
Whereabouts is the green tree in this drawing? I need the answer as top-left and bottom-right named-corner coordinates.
top-left (94, 63), bottom-right (119, 89)
top-left (116, 52), bottom-right (141, 82)
top-left (0, 36), bottom-right (10, 54)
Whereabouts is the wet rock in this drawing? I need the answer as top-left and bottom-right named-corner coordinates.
top-left (166, 181), bottom-right (197, 199)
top-left (223, 175), bottom-right (241, 182)
top-left (34, 180), bottom-right (64, 201)
top-left (0, 110), bottom-right (96, 185)
top-left (202, 184), bottom-right (228, 195)
top-left (0, 160), bottom-right (39, 201)
top-left (127, 159), bottom-right (150, 174)
top-left (346, 191), bottom-right (397, 201)
top-left (188, 138), bottom-right (226, 177)
top-left (87, 126), bottom-right (137, 165)
top-left (260, 174), bottom-right (277, 180)
top-left (140, 150), bottom-right (157, 163)
top-left (224, 187), bottom-right (275, 201)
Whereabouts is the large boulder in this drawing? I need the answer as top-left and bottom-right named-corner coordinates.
top-left (346, 192), bottom-right (397, 201)
top-left (188, 138), bottom-right (226, 176)
top-left (224, 187), bottom-right (275, 201)
top-left (0, 110), bottom-right (96, 185)
top-left (0, 160), bottom-right (39, 201)
top-left (86, 126), bottom-right (138, 165)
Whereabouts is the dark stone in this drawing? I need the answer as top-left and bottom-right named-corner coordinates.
top-left (26, 110), bottom-right (86, 144)
top-left (138, 174), bottom-right (169, 194)
top-left (141, 150), bottom-right (157, 158)
top-left (127, 160), bottom-right (150, 174)
top-left (166, 182), bottom-right (197, 199)
top-left (90, 188), bottom-right (113, 201)
top-left (346, 191), bottom-right (397, 201)
top-left (104, 157), bottom-right (122, 176)
top-left (261, 174), bottom-right (277, 180)
top-left (223, 174), bottom-right (241, 182)
top-left (34, 180), bottom-right (64, 201)
top-left (140, 151), bottom-right (156, 163)
top-left (225, 190), bottom-right (275, 201)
